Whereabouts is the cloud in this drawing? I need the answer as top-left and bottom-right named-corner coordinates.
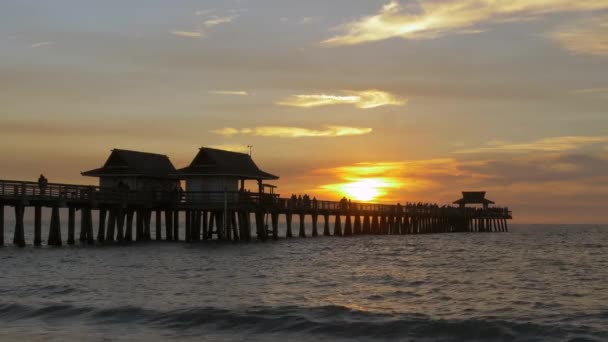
top-left (172, 12), bottom-right (238, 39)
top-left (30, 41), bottom-right (54, 48)
top-left (455, 136), bottom-right (608, 154)
top-left (210, 126), bottom-right (373, 138)
top-left (571, 87), bottom-right (608, 99)
top-left (171, 30), bottom-right (203, 38)
top-left (322, 0), bottom-right (608, 46)
top-left (549, 16), bottom-right (608, 56)
top-left (276, 90), bottom-right (406, 109)
top-left (204, 15), bottom-right (238, 28)
top-left (209, 90), bottom-right (248, 96)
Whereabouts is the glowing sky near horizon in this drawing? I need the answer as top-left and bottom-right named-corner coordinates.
top-left (0, 0), bottom-right (607, 223)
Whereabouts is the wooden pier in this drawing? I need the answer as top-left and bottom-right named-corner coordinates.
top-left (0, 179), bottom-right (512, 247)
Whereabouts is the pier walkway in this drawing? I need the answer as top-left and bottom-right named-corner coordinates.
top-left (0, 179), bottom-right (512, 247)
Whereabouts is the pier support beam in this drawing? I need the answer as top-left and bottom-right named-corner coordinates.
top-left (185, 210), bottom-right (192, 242)
top-left (97, 209), bottom-right (107, 243)
top-left (299, 213), bottom-right (306, 238)
top-left (323, 214), bottom-right (330, 236)
top-left (116, 209), bottom-right (125, 241)
top-left (48, 207), bottom-right (62, 246)
top-left (271, 212), bottom-right (279, 240)
top-left (173, 210), bottom-right (179, 241)
top-left (0, 205), bottom-right (4, 246)
top-left (363, 215), bottom-right (370, 234)
top-left (13, 205), bottom-right (25, 247)
top-left (34, 206), bottom-right (42, 246)
top-left (155, 210), bottom-right (162, 241)
top-left (107, 209), bottom-right (116, 242)
top-left (164, 210), bottom-right (173, 241)
top-left (231, 211), bottom-right (239, 241)
top-left (371, 215), bottom-right (379, 235)
top-left (255, 210), bottom-right (267, 241)
top-left (354, 214), bottom-right (361, 235)
top-left (344, 215), bottom-right (352, 236)
top-left (333, 214), bottom-right (342, 236)
top-left (67, 207), bottom-right (76, 245)
top-left (202, 211), bottom-right (209, 240)
top-left (285, 213), bottom-right (293, 238)
top-left (125, 210), bottom-right (134, 242)
top-left (311, 214), bottom-right (318, 237)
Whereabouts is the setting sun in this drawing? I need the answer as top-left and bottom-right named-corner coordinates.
top-left (322, 178), bottom-right (401, 202)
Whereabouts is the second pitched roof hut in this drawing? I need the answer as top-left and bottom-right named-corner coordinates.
top-left (174, 147), bottom-right (279, 203)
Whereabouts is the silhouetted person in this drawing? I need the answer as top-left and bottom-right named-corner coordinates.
top-left (38, 174), bottom-right (48, 194)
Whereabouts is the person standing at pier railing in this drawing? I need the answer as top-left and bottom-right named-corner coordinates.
top-left (38, 174), bottom-right (48, 195)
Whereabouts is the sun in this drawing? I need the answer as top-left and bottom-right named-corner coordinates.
top-left (339, 179), bottom-right (386, 202)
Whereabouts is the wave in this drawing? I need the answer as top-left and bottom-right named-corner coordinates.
top-left (0, 302), bottom-right (606, 341)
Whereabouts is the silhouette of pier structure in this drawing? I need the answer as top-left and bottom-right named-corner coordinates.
top-left (0, 148), bottom-right (512, 247)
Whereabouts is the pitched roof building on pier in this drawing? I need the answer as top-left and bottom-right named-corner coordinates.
top-left (453, 191), bottom-right (495, 209)
top-left (82, 149), bottom-right (178, 191)
top-left (174, 147), bottom-right (278, 203)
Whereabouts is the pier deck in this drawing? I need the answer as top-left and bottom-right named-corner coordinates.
top-left (0, 179), bottom-right (512, 247)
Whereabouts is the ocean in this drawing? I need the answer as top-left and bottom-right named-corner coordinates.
top-left (0, 224), bottom-right (606, 341)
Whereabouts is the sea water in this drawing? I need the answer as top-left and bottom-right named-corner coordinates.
top-left (0, 224), bottom-right (606, 341)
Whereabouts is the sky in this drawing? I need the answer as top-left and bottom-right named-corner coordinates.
top-left (1, 0), bottom-right (607, 223)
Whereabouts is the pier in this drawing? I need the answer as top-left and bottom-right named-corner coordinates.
top-left (0, 147), bottom-right (512, 247)
top-left (0, 180), bottom-right (511, 247)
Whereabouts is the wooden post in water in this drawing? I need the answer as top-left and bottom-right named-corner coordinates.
top-left (48, 207), bottom-right (62, 246)
top-left (13, 205), bottom-right (25, 247)
top-left (323, 214), bottom-right (330, 236)
top-left (333, 214), bottom-right (342, 236)
top-left (185, 210), bottom-right (192, 242)
top-left (125, 210), bottom-right (134, 242)
top-left (363, 215), bottom-right (370, 234)
top-left (34, 206), bottom-right (42, 246)
top-left (202, 211), bottom-right (208, 241)
top-left (156, 210), bottom-right (162, 241)
top-left (85, 208), bottom-right (94, 244)
top-left (271, 212), bottom-right (279, 240)
top-left (255, 210), bottom-right (266, 241)
top-left (231, 211), bottom-right (239, 241)
top-left (67, 207), bottom-right (76, 245)
top-left (107, 209), bottom-right (116, 242)
top-left (195, 211), bottom-right (202, 241)
top-left (344, 215), bottom-right (352, 236)
top-left (116, 209), bottom-right (125, 241)
top-left (164, 210), bottom-right (173, 241)
top-left (354, 214), bottom-right (361, 235)
top-left (311, 213), bottom-right (318, 237)
top-left (299, 213), bottom-right (306, 238)
top-left (380, 216), bottom-right (387, 234)
top-left (80, 208), bottom-right (87, 242)
top-left (97, 209), bottom-right (107, 243)
top-left (135, 210), bottom-right (143, 241)
top-left (173, 210), bottom-right (179, 241)
top-left (285, 213), bottom-right (293, 238)
top-left (371, 215), bottom-right (379, 234)
top-left (0, 205), bottom-right (5, 246)
top-left (224, 210), bottom-right (232, 241)
top-left (208, 212), bottom-right (215, 240)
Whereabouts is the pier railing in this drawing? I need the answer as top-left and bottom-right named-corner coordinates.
top-left (0, 179), bottom-right (511, 217)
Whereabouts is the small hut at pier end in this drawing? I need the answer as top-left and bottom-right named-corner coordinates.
top-left (81, 149), bottom-right (179, 192)
top-left (453, 191), bottom-right (495, 209)
top-left (174, 147), bottom-right (279, 204)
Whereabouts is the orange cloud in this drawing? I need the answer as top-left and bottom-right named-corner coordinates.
top-left (455, 136), bottom-right (608, 154)
top-left (210, 126), bottom-right (373, 138)
top-left (276, 90), bottom-right (406, 109)
top-left (549, 16), bottom-right (608, 56)
top-left (322, 0), bottom-right (608, 45)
